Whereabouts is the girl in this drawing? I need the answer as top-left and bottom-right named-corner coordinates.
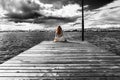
top-left (54, 26), bottom-right (67, 42)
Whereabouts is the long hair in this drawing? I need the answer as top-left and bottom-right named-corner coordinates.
top-left (56, 26), bottom-right (63, 35)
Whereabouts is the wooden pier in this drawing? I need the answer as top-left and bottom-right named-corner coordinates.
top-left (0, 41), bottom-right (120, 80)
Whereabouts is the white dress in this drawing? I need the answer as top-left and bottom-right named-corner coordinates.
top-left (54, 33), bottom-right (66, 42)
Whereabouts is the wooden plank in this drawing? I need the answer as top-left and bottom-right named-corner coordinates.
top-left (22, 51), bottom-right (114, 55)
top-left (10, 57), bottom-right (120, 61)
top-left (13, 55), bottom-right (120, 58)
top-left (4, 61), bottom-right (120, 65)
top-left (24, 49), bottom-right (90, 52)
top-left (16, 53), bottom-right (119, 56)
top-left (0, 72), bottom-right (119, 77)
top-left (4, 59), bottom-right (120, 63)
top-left (1, 63), bottom-right (120, 67)
top-left (0, 65), bottom-right (119, 69)
top-left (29, 47), bottom-right (100, 51)
top-left (22, 51), bottom-right (115, 55)
top-left (0, 77), bottom-right (120, 80)
top-left (27, 48), bottom-right (105, 52)
top-left (18, 52), bottom-right (115, 55)
top-left (8, 57), bottom-right (120, 63)
top-left (0, 69), bottom-right (120, 73)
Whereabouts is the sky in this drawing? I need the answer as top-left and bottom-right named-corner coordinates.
top-left (0, 0), bottom-right (120, 30)
top-left (0, 0), bottom-right (114, 18)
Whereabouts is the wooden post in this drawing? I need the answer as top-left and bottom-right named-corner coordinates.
top-left (81, 0), bottom-right (84, 41)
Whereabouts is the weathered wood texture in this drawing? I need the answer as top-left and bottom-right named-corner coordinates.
top-left (0, 41), bottom-right (120, 80)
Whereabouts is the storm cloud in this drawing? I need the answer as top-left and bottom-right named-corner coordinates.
top-left (0, 0), bottom-right (81, 19)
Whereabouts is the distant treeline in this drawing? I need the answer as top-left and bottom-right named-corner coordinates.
top-left (85, 27), bottom-right (120, 32)
top-left (0, 27), bottom-right (120, 32)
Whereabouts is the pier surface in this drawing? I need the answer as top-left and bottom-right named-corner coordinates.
top-left (0, 41), bottom-right (120, 80)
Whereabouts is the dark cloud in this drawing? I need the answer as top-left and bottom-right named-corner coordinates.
top-left (84, 0), bottom-right (115, 10)
top-left (40, 0), bottom-right (115, 10)
top-left (64, 0), bottom-right (115, 10)
top-left (6, 12), bottom-right (42, 19)
top-left (0, 0), bottom-right (41, 19)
